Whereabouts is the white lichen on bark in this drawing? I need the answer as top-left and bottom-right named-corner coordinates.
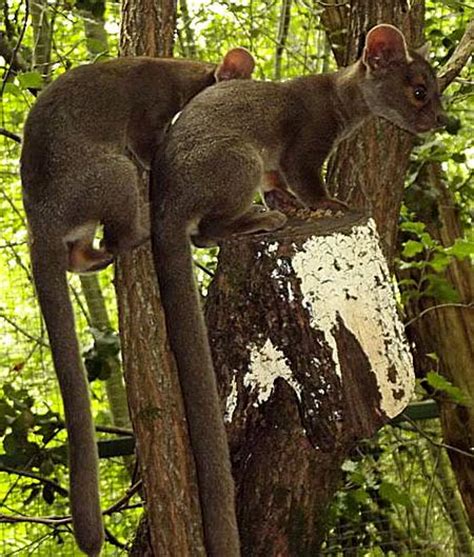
top-left (291, 218), bottom-right (414, 418)
top-left (224, 373), bottom-right (239, 423)
top-left (247, 339), bottom-right (301, 404)
top-left (226, 339), bottom-right (302, 422)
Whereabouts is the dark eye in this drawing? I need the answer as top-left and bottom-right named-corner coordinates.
top-left (414, 87), bottom-right (427, 101)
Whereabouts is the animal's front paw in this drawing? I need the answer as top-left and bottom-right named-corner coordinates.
top-left (261, 210), bottom-right (288, 231)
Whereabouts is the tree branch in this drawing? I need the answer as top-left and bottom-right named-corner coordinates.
top-left (0, 481), bottom-right (143, 526)
top-left (404, 302), bottom-right (474, 328)
top-left (0, 31), bottom-right (28, 74)
top-left (438, 19), bottom-right (474, 92)
top-left (400, 415), bottom-right (474, 460)
top-left (1, 0), bottom-right (30, 96)
top-left (0, 465), bottom-right (68, 496)
top-left (0, 312), bottom-right (48, 347)
top-left (0, 127), bottom-right (21, 143)
top-left (274, 0), bottom-right (292, 80)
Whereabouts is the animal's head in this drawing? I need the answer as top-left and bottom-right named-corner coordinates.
top-left (360, 24), bottom-right (447, 134)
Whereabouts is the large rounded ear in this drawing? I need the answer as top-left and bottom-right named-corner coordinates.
top-left (214, 47), bottom-right (255, 81)
top-left (362, 24), bottom-right (411, 71)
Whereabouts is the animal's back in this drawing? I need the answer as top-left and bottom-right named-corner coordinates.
top-left (20, 57), bottom-right (196, 198)
top-left (169, 79), bottom-right (293, 152)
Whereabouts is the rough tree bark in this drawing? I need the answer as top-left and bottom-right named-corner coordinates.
top-left (324, 0), bottom-right (425, 260)
top-left (116, 1), bottom-right (206, 555)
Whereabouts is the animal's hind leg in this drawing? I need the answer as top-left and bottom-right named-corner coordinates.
top-left (68, 240), bottom-right (113, 273)
top-left (99, 154), bottom-right (150, 255)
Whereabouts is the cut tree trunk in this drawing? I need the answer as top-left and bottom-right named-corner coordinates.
top-left (206, 212), bottom-right (414, 554)
top-left (202, 3), bottom-right (423, 553)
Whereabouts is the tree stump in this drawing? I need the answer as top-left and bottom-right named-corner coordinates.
top-left (205, 211), bottom-right (414, 555)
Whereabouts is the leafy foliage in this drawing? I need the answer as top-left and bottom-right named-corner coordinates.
top-left (324, 422), bottom-right (471, 556)
top-left (397, 220), bottom-right (473, 305)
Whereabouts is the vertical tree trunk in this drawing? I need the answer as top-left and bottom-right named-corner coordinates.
top-left (404, 163), bottom-right (474, 529)
top-left (78, 0), bottom-right (109, 59)
top-left (30, 0), bottom-right (52, 80)
top-left (274, 0), bottom-right (292, 80)
top-left (79, 275), bottom-right (132, 432)
top-left (116, 1), bottom-right (205, 554)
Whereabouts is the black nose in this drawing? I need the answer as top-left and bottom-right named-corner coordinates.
top-left (436, 112), bottom-right (449, 128)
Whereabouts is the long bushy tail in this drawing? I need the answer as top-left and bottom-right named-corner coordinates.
top-left (30, 243), bottom-right (104, 557)
top-left (152, 221), bottom-right (240, 557)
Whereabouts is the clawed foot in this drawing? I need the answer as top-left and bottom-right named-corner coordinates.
top-left (264, 189), bottom-right (304, 213)
top-left (310, 197), bottom-right (349, 211)
top-left (192, 208), bottom-right (287, 246)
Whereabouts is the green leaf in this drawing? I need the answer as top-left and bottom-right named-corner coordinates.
top-left (39, 458), bottom-right (55, 477)
top-left (349, 471), bottom-right (366, 486)
top-left (419, 232), bottom-right (437, 249)
top-left (23, 485), bottom-right (41, 506)
top-left (445, 116), bottom-right (461, 135)
top-left (451, 152), bottom-right (466, 163)
top-left (397, 278), bottom-right (418, 288)
top-left (379, 481), bottom-right (410, 507)
top-left (3, 433), bottom-right (19, 455)
top-left (426, 371), bottom-right (470, 405)
top-left (11, 409), bottom-right (35, 434)
top-left (350, 487), bottom-right (370, 504)
top-left (90, 328), bottom-right (121, 357)
top-left (42, 483), bottom-right (56, 505)
top-left (446, 239), bottom-right (474, 260)
top-left (429, 252), bottom-right (451, 273)
top-left (18, 71), bottom-right (44, 89)
top-left (398, 260), bottom-right (427, 271)
top-left (0, 399), bottom-right (15, 420)
top-left (3, 82), bottom-right (23, 97)
top-left (424, 274), bottom-right (460, 302)
top-left (341, 459), bottom-right (358, 472)
top-left (400, 221), bottom-right (426, 235)
top-left (402, 240), bottom-right (424, 258)
top-left (366, 548), bottom-right (386, 557)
